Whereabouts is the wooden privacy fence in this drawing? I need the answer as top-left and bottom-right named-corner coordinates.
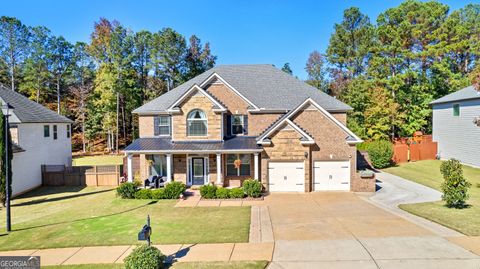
top-left (42, 164), bottom-right (122, 186)
top-left (392, 135), bottom-right (438, 164)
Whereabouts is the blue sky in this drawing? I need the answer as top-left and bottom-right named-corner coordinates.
top-left (4, 0), bottom-right (473, 79)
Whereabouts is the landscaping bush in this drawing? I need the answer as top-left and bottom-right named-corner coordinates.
top-left (215, 187), bottom-right (230, 199)
top-left (229, 187), bottom-right (245, 199)
top-left (124, 245), bottom-right (165, 269)
top-left (243, 179), bottom-right (262, 198)
top-left (440, 159), bottom-right (471, 208)
top-left (134, 189), bottom-right (153, 199)
top-left (117, 182), bottom-right (138, 199)
top-left (163, 181), bottom-right (186, 199)
top-left (367, 140), bottom-right (393, 168)
top-left (200, 184), bottom-right (217, 199)
top-left (151, 189), bottom-right (165, 200)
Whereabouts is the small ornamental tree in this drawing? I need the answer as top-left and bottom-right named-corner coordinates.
top-left (440, 159), bottom-right (471, 208)
top-left (0, 110), bottom-right (13, 206)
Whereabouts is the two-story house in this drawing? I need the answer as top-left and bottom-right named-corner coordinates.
top-left (125, 64), bottom-right (373, 192)
top-left (0, 85), bottom-right (72, 196)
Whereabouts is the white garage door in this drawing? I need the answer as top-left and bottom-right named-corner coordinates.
top-left (268, 162), bottom-right (305, 192)
top-left (313, 161), bottom-right (350, 191)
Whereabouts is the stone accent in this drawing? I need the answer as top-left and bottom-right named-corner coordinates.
top-left (248, 113), bottom-right (284, 136)
top-left (261, 127), bottom-right (310, 192)
top-left (173, 154), bottom-right (187, 184)
top-left (206, 83), bottom-right (249, 114)
top-left (172, 92), bottom-right (222, 140)
top-left (139, 154), bottom-right (148, 182)
top-left (138, 116), bottom-right (154, 137)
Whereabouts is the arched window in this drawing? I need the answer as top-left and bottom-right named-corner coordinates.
top-left (187, 109), bottom-right (207, 136)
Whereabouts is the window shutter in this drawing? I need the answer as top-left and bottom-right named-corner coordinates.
top-left (243, 115), bottom-right (248, 135)
top-left (154, 116), bottom-right (160, 136)
top-left (226, 114), bottom-right (232, 137)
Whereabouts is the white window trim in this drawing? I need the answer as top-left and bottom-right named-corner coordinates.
top-left (226, 154), bottom-right (251, 176)
top-left (231, 115), bottom-right (245, 136)
top-left (156, 115), bottom-right (171, 136)
top-left (187, 109), bottom-right (208, 137)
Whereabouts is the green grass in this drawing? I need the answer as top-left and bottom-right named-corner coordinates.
top-left (384, 160), bottom-right (480, 235)
top-left (0, 187), bottom-right (250, 250)
top-left (44, 261), bottom-right (269, 269)
top-left (72, 155), bottom-right (124, 166)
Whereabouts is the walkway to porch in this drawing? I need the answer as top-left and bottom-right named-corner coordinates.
top-left (175, 189), bottom-right (264, 207)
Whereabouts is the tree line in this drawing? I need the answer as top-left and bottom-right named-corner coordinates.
top-left (0, 17), bottom-right (216, 152)
top-left (304, 0), bottom-right (480, 141)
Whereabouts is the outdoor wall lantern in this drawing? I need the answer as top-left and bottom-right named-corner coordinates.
top-left (138, 215), bottom-right (152, 246)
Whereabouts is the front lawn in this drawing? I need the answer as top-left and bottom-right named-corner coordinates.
top-left (72, 155), bottom-right (124, 166)
top-left (384, 160), bottom-right (480, 235)
top-left (0, 187), bottom-right (250, 250)
top-left (44, 261), bottom-right (269, 269)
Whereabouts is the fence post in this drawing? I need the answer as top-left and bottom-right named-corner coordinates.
top-left (95, 165), bottom-right (98, 186)
top-left (115, 165), bottom-right (119, 186)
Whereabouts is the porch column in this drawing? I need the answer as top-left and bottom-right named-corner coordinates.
top-left (127, 154), bottom-right (133, 182)
top-left (166, 153), bottom-right (172, 182)
top-left (216, 153), bottom-right (222, 184)
top-left (254, 152), bottom-right (259, 180)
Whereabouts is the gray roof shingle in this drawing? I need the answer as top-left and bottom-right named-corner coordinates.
top-left (430, 85), bottom-right (480, 105)
top-left (134, 64), bottom-right (351, 113)
top-left (0, 85), bottom-right (72, 123)
top-left (125, 136), bottom-right (262, 152)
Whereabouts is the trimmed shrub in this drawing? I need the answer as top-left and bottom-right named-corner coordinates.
top-left (440, 159), bottom-right (471, 208)
top-left (216, 187), bottom-right (230, 199)
top-left (229, 187), bottom-right (245, 199)
top-left (151, 189), bottom-right (165, 200)
top-left (163, 181), bottom-right (186, 199)
top-left (124, 245), bottom-right (165, 269)
top-left (200, 184), bottom-right (217, 199)
top-left (134, 189), bottom-right (153, 199)
top-left (243, 179), bottom-right (262, 198)
top-left (117, 182), bottom-right (138, 199)
top-left (367, 140), bottom-right (393, 168)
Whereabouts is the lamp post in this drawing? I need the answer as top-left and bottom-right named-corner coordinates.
top-left (2, 103), bottom-right (14, 232)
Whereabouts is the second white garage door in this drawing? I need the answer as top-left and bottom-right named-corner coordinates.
top-left (313, 161), bottom-right (350, 191)
top-left (268, 162), bottom-right (305, 192)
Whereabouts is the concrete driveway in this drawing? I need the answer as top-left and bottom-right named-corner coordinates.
top-left (263, 193), bottom-right (480, 269)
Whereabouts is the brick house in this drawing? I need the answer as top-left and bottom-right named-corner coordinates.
top-left (125, 64), bottom-right (374, 192)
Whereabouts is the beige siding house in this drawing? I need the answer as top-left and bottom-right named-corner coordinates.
top-left (125, 64), bottom-right (374, 192)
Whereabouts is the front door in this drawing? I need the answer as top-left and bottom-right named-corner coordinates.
top-left (192, 157), bottom-right (205, 185)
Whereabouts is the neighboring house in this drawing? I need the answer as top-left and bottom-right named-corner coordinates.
top-left (431, 85), bottom-right (480, 167)
top-left (0, 85), bottom-right (73, 196)
top-left (125, 64), bottom-right (373, 192)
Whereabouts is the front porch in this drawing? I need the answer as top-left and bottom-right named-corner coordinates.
top-left (124, 136), bottom-right (263, 187)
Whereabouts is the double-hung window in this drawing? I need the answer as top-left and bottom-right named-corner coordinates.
top-left (44, 125), bottom-right (50, 137)
top-left (226, 154), bottom-right (251, 176)
top-left (231, 115), bottom-right (245, 135)
top-left (67, 125), bottom-right (71, 138)
top-left (187, 109), bottom-right (207, 136)
top-left (154, 116), bottom-right (171, 136)
top-left (53, 125), bottom-right (58, 140)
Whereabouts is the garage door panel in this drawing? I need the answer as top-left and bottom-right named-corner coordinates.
top-left (313, 161), bottom-right (350, 191)
top-left (268, 162), bottom-right (304, 192)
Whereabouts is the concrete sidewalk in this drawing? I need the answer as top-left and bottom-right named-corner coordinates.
top-left (0, 243), bottom-right (274, 266)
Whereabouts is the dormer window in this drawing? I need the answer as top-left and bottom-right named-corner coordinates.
top-left (187, 109), bottom-right (207, 136)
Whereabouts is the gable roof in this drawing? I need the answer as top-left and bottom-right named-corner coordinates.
top-left (0, 85), bottom-right (72, 123)
top-left (257, 98), bottom-right (362, 145)
top-left (133, 64), bottom-right (352, 114)
top-left (430, 85), bottom-right (480, 105)
top-left (167, 84), bottom-right (227, 113)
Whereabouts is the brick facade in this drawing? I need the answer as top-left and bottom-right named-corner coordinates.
top-left (139, 116), bottom-right (154, 137)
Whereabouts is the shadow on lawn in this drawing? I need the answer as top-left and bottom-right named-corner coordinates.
top-left (3, 200), bottom-right (158, 234)
top-left (13, 188), bottom-right (113, 207)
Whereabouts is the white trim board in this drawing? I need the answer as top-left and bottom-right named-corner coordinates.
top-left (257, 98), bottom-right (362, 145)
top-left (167, 84), bottom-right (227, 113)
